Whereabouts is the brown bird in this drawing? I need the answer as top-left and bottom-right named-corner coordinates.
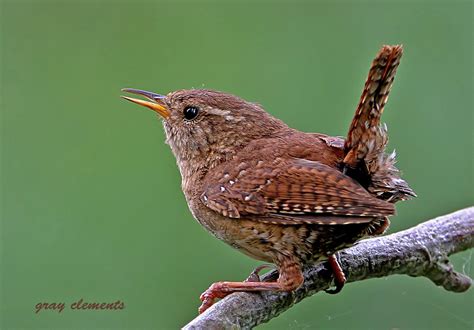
top-left (121, 45), bottom-right (415, 314)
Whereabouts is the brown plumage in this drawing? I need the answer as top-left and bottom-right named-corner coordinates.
top-left (121, 45), bottom-right (415, 314)
top-left (344, 45), bottom-right (416, 201)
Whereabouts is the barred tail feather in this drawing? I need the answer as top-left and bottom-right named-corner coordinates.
top-left (344, 45), bottom-right (415, 202)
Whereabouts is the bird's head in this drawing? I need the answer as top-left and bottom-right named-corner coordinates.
top-left (121, 88), bottom-right (287, 173)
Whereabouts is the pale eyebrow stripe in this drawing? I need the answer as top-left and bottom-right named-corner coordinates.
top-left (207, 108), bottom-right (244, 122)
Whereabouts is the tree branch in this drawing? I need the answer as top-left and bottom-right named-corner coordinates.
top-left (183, 207), bottom-right (474, 329)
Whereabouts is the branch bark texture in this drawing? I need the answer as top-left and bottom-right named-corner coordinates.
top-left (183, 207), bottom-right (474, 329)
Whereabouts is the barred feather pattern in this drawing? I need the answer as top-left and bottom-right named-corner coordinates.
top-left (343, 45), bottom-right (416, 202)
top-left (201, 157), bottom-right (395, 224)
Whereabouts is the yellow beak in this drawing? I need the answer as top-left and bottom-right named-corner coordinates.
top-left (121, 88), bottom-right (170, 119)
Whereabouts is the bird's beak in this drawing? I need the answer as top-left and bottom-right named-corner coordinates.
top-left (121, 88), bottom-right (170, 119)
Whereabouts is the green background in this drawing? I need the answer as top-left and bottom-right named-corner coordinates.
top-left (1, 0), bottom-right (472, 329)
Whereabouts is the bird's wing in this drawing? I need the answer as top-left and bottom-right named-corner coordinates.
top-left (201, 157), bottom-right (395, 225)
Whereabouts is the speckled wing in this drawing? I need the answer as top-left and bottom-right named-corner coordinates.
top-left (200, 158), bottom-right (395, 225)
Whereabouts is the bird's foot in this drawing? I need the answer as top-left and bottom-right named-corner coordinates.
top-left (199, 264), bottom-right (275, 313)
top-left (199, 282), bottom-right (228, 314)
top-left (325, 254), bottom-right (346, 294)
top-left (198, 260), bottom-right (301, 314)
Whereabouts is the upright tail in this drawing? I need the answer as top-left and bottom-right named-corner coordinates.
top-left (343, 45), bottom-right (416, 202)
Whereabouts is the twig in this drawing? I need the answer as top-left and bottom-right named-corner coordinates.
top-left (183, 207), bottom-right (474, 329)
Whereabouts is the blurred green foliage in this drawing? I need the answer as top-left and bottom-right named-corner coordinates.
top-left (1, 0), bottom-right (472, 329)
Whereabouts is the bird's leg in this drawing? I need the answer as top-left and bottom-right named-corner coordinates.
top-left (244, 264), bottom-right (275, 282)
top-left (325, 254), bottom-right (346, 294)
top-left (199, 260), bottom-right (303, 314)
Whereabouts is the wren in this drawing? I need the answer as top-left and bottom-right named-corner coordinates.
top-left (121, 45), bottom-right (415, 314)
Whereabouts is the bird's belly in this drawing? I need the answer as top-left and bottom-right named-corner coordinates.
top-left (190, 203), bottom-right (374, 265)
top-left (191, 206), bottom-right (311, 263)
top-left (193, 212), bottom-right (276, 262)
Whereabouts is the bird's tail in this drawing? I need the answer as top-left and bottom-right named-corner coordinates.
top-left (343, 45), bottom-right (416, 202)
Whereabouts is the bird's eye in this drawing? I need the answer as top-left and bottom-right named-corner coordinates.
top-left (183, 106), bottom-right (199, 120)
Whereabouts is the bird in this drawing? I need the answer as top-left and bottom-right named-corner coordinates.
top-left (121, 45), bottom-right (415, 314)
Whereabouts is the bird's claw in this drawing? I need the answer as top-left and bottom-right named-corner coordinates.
top-left (324, 281), bottom-right (345, 294)
top-left (198, 282), bottom-right (227, 314)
